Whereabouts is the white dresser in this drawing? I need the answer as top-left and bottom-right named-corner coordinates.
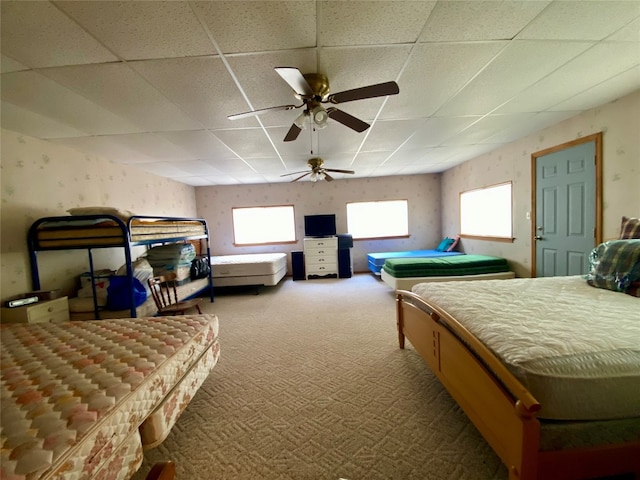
top-left (1, 296), bottom-right (70, 324)
top-left (303, 237), bottom-right (338, 279)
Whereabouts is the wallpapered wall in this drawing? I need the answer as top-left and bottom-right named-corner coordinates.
top-left (441, 89), bottom-right (640, 277)
top-left (195, 174), bottom-right (442, 273)
top-left (0, 128), bottom-right (197, 300)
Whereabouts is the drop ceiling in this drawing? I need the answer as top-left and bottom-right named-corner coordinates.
top-left (1, 1), bottom-right (639, 186)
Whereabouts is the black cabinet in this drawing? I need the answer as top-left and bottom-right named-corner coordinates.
top-left (291, 251), bottom-right (305, 281)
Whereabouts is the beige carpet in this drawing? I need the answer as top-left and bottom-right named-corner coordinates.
top-left (132, 274), bottom-right (506, 480)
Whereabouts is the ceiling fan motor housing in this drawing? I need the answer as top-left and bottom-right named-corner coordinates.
top-left (302, 73), bottom-right (330, 101)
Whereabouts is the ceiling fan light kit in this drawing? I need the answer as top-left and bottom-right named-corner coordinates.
top-left (311, 105), bottom-right (328, 128)
top-left (228, 67), bottom-right (399, 143)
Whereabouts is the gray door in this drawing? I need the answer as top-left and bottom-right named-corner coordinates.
top-left (534, 140), bottom-right (597, 277)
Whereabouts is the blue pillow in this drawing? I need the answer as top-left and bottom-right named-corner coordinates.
top-left (436, 237), bottom-right (455, 252)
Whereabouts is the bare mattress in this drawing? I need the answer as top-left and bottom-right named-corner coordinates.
top-left (210, 253), bottom-right (287, 287)
top-left (32, 217), bottom-right (207, 248)
top-left (0, 314), bottom-right (220, 479)
top-left (411, 276), bottom-right (640, 421)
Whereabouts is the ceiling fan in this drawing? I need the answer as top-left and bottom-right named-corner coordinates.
top-left (228, 67), bottom-right (399, 142)
top-left (281, 157), bottom-right (354, 182)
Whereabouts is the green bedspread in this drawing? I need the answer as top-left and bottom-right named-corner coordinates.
top-left (382, 254), bottom-right (510, 278)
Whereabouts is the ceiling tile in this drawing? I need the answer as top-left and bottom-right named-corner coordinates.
top-left (517, 1), bottom-right (640, 41)
top-left (178, 176), bottom-right (220, 187)
top-left (402, 116), bottom-right (481, 149)
top-left (607, 17), bottom-right (640, 42)
top-left (1, 54), bottom-right (28, 74)
top-left (383, 41), bottom-right (507, 119)
top-left (318, 1), bottom-right (436, 46)
top-left (312, 123), bottom-right (369, 156)
top-left (199, 157), bottom-right (258, 175)
top-left (158, 130), bottom-right (240, 160)
top-left (360, 119), bottom-right (421, 152)
top-left (550, 66), bottom-right (640, 112)
top-left (193, 1), bottom-right (316, 54)
top-left (40, 62), bottom-right (203, 132)
top-left (47, 136), bottom-right (154, 161)
top-left (436, 40), bottom-right (595, 116)
top-left (420, 1), bottom-right (551, 42)
top-left (389, 146), bottom-right (455, 166)
top-left (56, 1), bottom-right (215, 60)
top-left (99, 133), bottom-right (197, 161)
top-left (131, 56), bottom-right (249, 130)
top-left (1, 102), bottom-right (87, 139)
top-left (496, 41), bottom-right (640, 114)
top-left (166, 159), bottom-right (225, 177)
top-left (481, 111), bottom-right (578, 144)
top-left (213, 128), bottom-right (278, 158)
top-left (0, 1), bottom-right (117, 68)
top-left (2, 71), bottom-right (144, 136)
top-left (245, 157), bottom-right (290, 174)
top-left (137, 161), bottom-right (194, 179)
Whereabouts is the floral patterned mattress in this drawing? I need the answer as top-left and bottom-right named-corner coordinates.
top-left (0, 314), bottom-right (220, 479)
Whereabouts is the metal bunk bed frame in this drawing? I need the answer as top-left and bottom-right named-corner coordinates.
top-left (27, 214), bottom-right (214, 319)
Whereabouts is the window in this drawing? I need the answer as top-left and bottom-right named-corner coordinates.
top-left (460, 182), bottom-right (513, 240)
top-left (232, 205), bottom-right (296, 245)
top-left (347, 200), bottom-right (409, 239)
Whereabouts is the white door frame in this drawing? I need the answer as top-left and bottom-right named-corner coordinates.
top-left (530, 132), bottom-right (603, 277)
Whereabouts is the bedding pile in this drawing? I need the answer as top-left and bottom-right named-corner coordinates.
top-left (146, 243), bottom-right (196, 284)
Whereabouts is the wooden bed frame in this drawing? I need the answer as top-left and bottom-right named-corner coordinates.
top-left (395, 290), bottom-right (640, 480)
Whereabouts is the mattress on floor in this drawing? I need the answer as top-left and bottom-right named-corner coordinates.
top-left (210, 253), bottom-right (287, 278)
top-left (367, 249), bottom-right (463, 274)
top-left (411, 276), bottom-right (640, 421)
top-left (0, 314), bottom-right (219, 479)
top-left (383, 254), bottom-right (509, 278)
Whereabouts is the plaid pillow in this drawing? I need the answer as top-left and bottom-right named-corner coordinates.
top-left (587, 239), bottom-right (640, 296)
top-left (620, 216), bottom-right (640, 239)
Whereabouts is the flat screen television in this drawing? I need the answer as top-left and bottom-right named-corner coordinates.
top-left (304, 214), bottom-right (337, 237)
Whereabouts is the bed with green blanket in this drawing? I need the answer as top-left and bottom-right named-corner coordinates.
top-left (381, 254), bottom-right (515, 290)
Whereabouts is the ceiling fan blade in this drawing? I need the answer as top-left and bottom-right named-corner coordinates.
top-left (275, 67), bottom-right (314, 97)
top-left (326, 108), bottom-right (370, 133)
top-left (323, 172), bottom-right (334, 182)
top-left (283, 123), bottom-right (303, 142)
top-left (327, 81), bottom-right (399, 104)
top-left (228, 104), bottom-right (298, 120)
top-left (280, 169), bottom-right (310, 177)
top-left (325, 168), bottom-right (355, 174)
top-left (290, 171), bottom-right (312, 182)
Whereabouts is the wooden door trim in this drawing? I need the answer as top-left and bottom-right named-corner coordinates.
top-left (530, 132), bottom-right (603, 277)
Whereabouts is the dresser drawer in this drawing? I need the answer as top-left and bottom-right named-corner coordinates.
top-left (305, 249), bottom-right (336, 260)
top-left (304, 237), bottom-right (337, 249)
top-left (304, 250), bottom-right (338, 264)
top-left (1, 297), bottom-right (70, 324)
top-left (306, 264), bottom-right (338, 276)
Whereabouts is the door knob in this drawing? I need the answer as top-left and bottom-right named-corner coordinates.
top-left (534, 235), bottom-right (543, 240)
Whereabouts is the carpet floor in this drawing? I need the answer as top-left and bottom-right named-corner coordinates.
top-left (132, 273), bottom-right (506, 480)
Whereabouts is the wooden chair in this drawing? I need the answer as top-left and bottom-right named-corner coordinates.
top-left (148, 272), bottom-right (202, 315)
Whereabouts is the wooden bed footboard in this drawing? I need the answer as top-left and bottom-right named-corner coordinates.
top-left (394, 290), bottom-right (640, 480)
